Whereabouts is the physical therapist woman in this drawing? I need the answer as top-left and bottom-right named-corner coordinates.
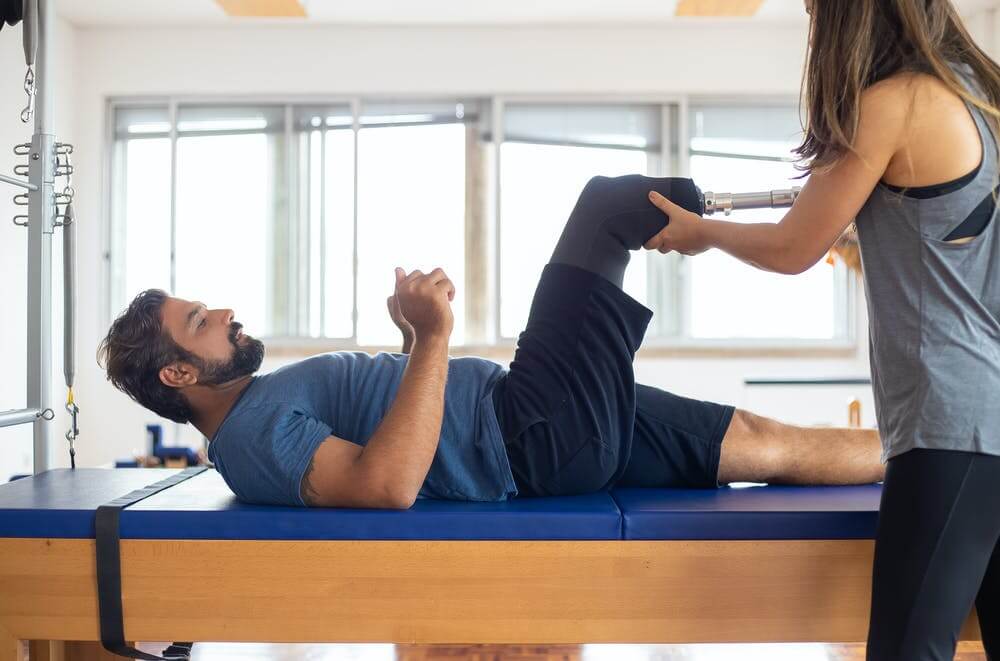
top-left (645, 1), bottom-right (1000, 659)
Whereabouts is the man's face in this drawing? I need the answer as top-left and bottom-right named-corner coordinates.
top-left (159, 296), bottom-right (265, 387)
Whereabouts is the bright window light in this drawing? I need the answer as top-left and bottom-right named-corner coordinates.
top-left (356, 122), bottom-right (466, 345)
top-left (123, 139), bottom-right (171, 299)
top-left (174, 133), bottom-right (272, 337)
top-left (688, 151), bottom-right (835, 340)
top-left (177, 118), bottom-right (269, 132)
top-left (325, 115), bottom-right (352, 127)
top-left (499, 142), bottom-right (650, 338)
top-left (127, 122), bottom-right (171, 134)
top-left (324, 129), bottom-right (355, 339)
top-left (691, 137), bottom-right (797, 159)
top-left (111, 100), bottom-right (848, 348)
top-left (360, 114), bottom-right (436, 125)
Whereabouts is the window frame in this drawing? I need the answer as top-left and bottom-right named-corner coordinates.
top-left (103, 93), bottom-right (857, 355)
top-left (678, 95), bottom-right (857, 350)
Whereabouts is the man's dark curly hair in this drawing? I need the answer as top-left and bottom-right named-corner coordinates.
top-left (97, 289), bottom-right (197, 423)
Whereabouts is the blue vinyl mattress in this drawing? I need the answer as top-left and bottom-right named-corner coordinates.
top-left (0, 468), bottom-right (883, 541)
top-left (0, 468), bottom-right (622, 540)
top-left (612, 484), bottom-right (882, 540)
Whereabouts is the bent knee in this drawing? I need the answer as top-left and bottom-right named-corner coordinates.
top-left (718, 409), bottom-right (788, 483)
top-left (580, 174), bottom-right (645, 199)
top-left (579, 175), bottom-right (614, 201)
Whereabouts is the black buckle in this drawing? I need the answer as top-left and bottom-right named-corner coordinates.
top-left (160, 642), bottom-right (194, 660)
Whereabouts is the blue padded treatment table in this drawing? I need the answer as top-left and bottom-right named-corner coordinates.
top-left (0, 470), bottom-right (883, 541)
top-left (0, 468), bottom-right (622, 540)
top-left (0, 468), bottom-right (981, 658)
top-left (614, 484), bottom-right (881, 540)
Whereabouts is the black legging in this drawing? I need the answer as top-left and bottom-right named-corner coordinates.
top-left (549, 174), bottom-right (701, 289)
top-left (868, 449), bottom-right (1000, 660)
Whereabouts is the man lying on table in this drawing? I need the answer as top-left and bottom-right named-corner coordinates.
top-left (98, 175), bottom-right (883, 508)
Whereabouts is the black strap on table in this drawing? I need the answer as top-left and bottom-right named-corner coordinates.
top-left (95, 467), bottom-right (209, 660)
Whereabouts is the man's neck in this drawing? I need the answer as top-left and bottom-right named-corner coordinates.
top-left (188, 375), bottom-right (255, 441)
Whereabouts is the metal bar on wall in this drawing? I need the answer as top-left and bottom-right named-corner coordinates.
top-left (0, 173), bottom-right (37, 190)
top-left (0, 409), bottom-right (42, 429)
top-left (28, 0), bottom-right (55, 473)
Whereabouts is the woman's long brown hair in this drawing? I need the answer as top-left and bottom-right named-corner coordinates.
top-left (796, 0), bottom-right (1000, 174)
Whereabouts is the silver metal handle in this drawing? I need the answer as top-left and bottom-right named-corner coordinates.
top-left (702, 187), bottom-right (802, 216)
top-left (0, 172), bottom-right (38, 191)
top-left (0, 408), bottom-right (50, 429)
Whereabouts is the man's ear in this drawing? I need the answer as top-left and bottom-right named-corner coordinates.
top-left (159, 362), bottom-right (197, 389)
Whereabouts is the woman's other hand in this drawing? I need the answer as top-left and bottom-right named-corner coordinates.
top-left (643, 190), bottom-right (711, 256)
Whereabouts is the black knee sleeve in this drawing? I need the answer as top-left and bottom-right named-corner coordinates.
top-left (549, 175), bottom-right (702, 288)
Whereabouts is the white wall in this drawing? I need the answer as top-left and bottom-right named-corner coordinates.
top-left (965, 7), bottom-right (1000, 59)
top-left (9, 16), bottom-right (969, 478)
top-left (0, 27), bottom-right (33, 482)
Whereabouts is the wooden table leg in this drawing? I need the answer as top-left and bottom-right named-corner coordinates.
top-left (0, 629), bottom-right (25, 661)
top-left (27, 641), bottom-right (65, 661)
top-left (62, 642), bottom-right (141, 661)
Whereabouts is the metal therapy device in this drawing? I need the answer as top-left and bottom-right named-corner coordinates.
top-left (658, 177), bottom-right (802, 218)
top-left (698, 185), bottom-right (802, 216)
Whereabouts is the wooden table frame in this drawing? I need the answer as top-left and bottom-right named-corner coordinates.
top-left (0, 538), bottom-right (981, 661)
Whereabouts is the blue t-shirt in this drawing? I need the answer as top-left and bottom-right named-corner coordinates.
top-left (207, 352), bottom-right (518, 506)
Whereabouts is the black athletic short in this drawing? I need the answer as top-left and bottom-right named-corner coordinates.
top-left (491, 262), bottom-right (735, 498)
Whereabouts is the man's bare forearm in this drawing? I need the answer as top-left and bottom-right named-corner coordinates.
top-left (357, 335), bottom-right (449, 505)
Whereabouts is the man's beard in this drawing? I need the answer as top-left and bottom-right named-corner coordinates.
top-left (196, 323), bottom-right (265, 386)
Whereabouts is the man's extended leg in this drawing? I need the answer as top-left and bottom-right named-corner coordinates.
top-left (616, 383), bottom-right (884, 489)
top-left (718, 407), bottom-right (884, 485)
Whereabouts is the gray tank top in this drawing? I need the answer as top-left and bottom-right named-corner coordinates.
top-left (855, 62), bottom-right (1000, 462)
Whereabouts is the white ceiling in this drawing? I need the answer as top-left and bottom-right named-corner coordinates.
top-left (55, 0), bottom-right (1000, 28)
top-left (57, 0), bottom-right (807, 27)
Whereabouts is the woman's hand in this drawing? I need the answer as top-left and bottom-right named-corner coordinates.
top-left (643, 190), bottom-right (712, 256)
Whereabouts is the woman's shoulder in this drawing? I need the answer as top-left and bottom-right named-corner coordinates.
top-left (862, 71), bottom-right (924, 108)
top-left (856, 70), bottom-right (963, 139)
top-left (865, 68), bottom-right (967, 110)
top-left (851, 76), bottom-right (914, 153)
top-left (863, 67), bottom-right (985, 188)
